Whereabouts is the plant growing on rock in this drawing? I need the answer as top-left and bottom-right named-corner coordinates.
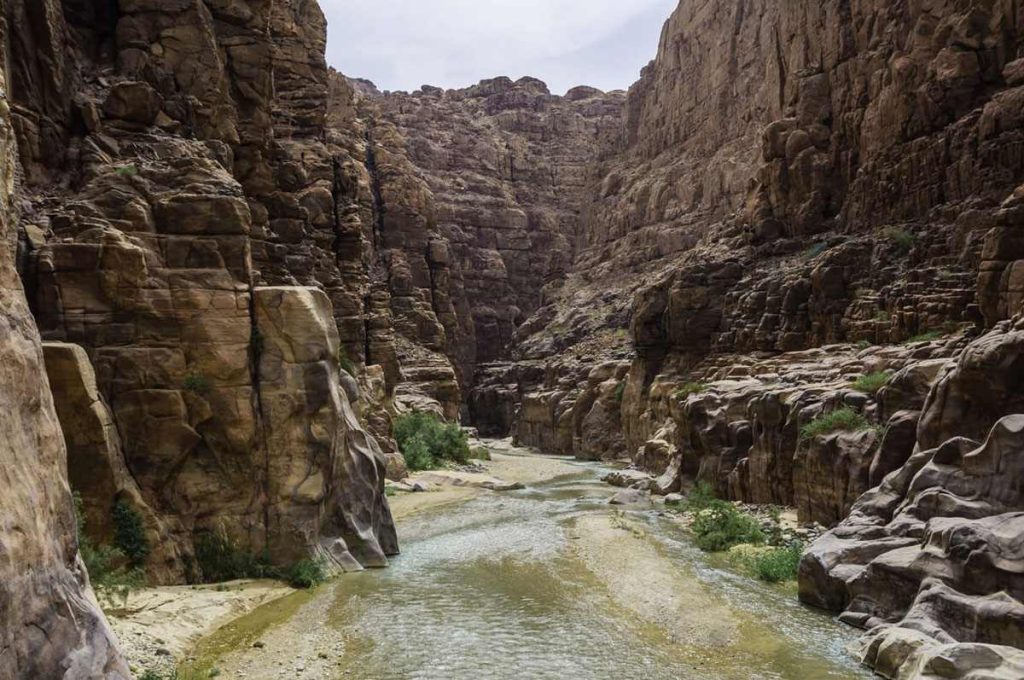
top-left (905, 330), bottom-right (944, 344)
top-left (393, 412), bottom-right (470, 470)
top-left (799, 407), bottom-right (874, 440)
top-left (74, 493), bottom-right (144, 605)
top-left (614, 381), bottom-right (625, 403)
top-left (338, 347), bottom-right (357, 376)
top-left (850, 371), bottom-right (892, 395)
top-left (183, 372), bottom-right (212, 394)
top-left (194, 529), bottom-right (272, 583)
top-left (114, 164), bottom-right (138, 177)
top-left (885, 227), bottom-right (915, 255)
top-left (112, 498), bottom-right (150, 568)
top-left (674, 382), bottom-right (707, 400)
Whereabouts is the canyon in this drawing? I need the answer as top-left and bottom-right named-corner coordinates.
top-left (0, 0), bottom-right (1022, 679)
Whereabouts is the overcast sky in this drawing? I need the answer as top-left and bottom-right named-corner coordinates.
top-left (321, 0), bottom-right (678, 95)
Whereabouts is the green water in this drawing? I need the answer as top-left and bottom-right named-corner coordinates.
top-left (214, 456), bottom-right (871, 679)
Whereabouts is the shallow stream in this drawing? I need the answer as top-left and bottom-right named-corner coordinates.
top-left (208, 452), bottom-right (871, 679)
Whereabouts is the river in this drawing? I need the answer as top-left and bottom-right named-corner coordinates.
top-left (203, 449), bottom-right (871, 680)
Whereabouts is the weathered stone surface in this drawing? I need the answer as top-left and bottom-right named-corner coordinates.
top-left (800, 409), bottom-right (1024, 677)
top-left (0, 9), bottom-right (129, 673)
top-left (43, 342), bottom-right (189, 585)
top-left (255, 286), bottom-right (397, 568)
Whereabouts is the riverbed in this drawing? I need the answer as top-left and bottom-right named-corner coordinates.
top-left (202, 445), bottom-right (871, 679)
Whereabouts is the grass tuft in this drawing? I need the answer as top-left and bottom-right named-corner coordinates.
top-left (850, 371), bottom-right (892, 395)
top-left (112, 498), bottom-right (150, 568)
top-left (885, 227), bottom-right (915, 255)
top-left (674, 382), bottom-right (707, 400)
top-left (733, 541), bottom-right (805, 583)
top-left (800, 407), bottom-right (874, 440)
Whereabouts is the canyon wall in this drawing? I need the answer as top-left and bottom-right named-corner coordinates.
top-left (0, 2), bottom-right (128, 675)
top-left (1, 0), bottom-right (479, 603)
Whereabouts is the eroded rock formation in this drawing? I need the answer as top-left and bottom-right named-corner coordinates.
top-left (0, 5), bottom-right (128, 673)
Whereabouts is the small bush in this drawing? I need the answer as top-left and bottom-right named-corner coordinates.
top-left (905, 330), bottom-right (944, 344)
top-left (183, 373), bottom-right (211, 394)
top-left (115, 164), bottom-right (138, 177)
top-left (74, 493), bottom-right (144, 604)
top-left (850, 371), bottom-right (892, 395)
top-left (338, 348), bottom-right (356, 376)
top-left (800, 407), bottom-right (873, 440)
top-left (614, 382), bottom-right (625, 403)
top-left (113, 498), bottom-right (150, 568)
top-left (284, 559), bottom-right (327, 589)
top-left (683, 480), bottom-right (718, 512)
top-left (674, 382), bottom-right (707, 400)
top-left (194, 529), bottom-right (272, 583)
top-left (750, 541), bottom-right (805, 583)
top-left (855, 340), bottom-right (872, 350)
top-left (690, 500), bottom-right (765, 552)
top-left (393, 412), bottom-right (470, 471)
top-left (885, 227), bottom-right (915, 255)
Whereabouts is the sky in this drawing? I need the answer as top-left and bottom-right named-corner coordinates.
top-left (321, 0), bottom-right (679, 95)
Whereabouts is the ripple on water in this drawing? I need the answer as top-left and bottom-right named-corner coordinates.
top-left (315, 470), bottom-right (871, 680)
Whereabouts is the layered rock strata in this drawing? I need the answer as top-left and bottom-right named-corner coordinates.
top-left (0, 5), bottom-right (128, 673)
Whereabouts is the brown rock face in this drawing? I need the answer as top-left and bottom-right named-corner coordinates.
top-left (0, 7), bottom-right (128, 674)
top-left (4, 0), bottom-right (415, 590)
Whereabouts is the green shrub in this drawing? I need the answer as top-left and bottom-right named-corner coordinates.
top-left (850, 371), bottom-right (892, 395)
top-left (885, 227), bottom-right (915, 255)
top-left (115, 164), bottom-right (138, 177)
top-left (855, 340), bottom-right (872, 350)
top-left (690, 500), bottom-right (765, 552)
top-left (112, 498), bottom-right (150, 568)
top-left (393, 412), bottom-right (470, 470)
top-left (74, 493), bottom-right (144, 604)
top-left (183, 373), bottom-right (211, 394)
top-left (194, 529), bottom-right (273, 583)
top-left (737, 541), bottom-right (805, 583)
top-left (905, 330), bottom-right (944, 344)
top-left (338, 348), bottom-right (356, 376)
top-left (683, 480), bottom-right (718, 512)
top-left (284, 559), bottom-right (327, 589)
top-left (674, 382), bottom-right (707, 400)
top-left (800, 407), bottom-right (873, 440)
top-left (614, 382), bottom-right (625, 403)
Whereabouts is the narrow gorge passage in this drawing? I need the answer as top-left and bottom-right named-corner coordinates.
top-left (207, 445), bottom-right (867, 680)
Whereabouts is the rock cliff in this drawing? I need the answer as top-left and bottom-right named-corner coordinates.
top-left (2, 0), bottom-right (1024, 677)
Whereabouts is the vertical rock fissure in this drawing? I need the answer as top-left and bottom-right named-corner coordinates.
top-left (364, 129), bottom-right (385, 254)
top-left (247, 282), bottom-right (273, 556)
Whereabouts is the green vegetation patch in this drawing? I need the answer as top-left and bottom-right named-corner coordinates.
top-left (732, 541), bottom-right (805, 583)
top-left (674, 382), bottom-right (708, 400)
top-left (115, 164), bottom-right (138, 177)
top-left (112, 498), bottom-right (150, 568)
top-left (614, 381), bottom-right (626, 403)
top-left (850, 371), bottom-right (892, 395)
top-left (74, 493), bottom-right (144, 605)
top-left (683, 483), bottom-right (765, 552)
top-left (194, 529), bottom-right (327, 590)
top-left (885, 227), bottom-right (915, 255)
top-left (393, 412), bottom-right (470, 471)
top-left (799, 407), bottom-right (873, 440)
top-left (183, 373), bottom-right (212, 394)
top-left (905, 330), bottom-right (944, 344)
top-left (691, 501), bottom-right (766, 552)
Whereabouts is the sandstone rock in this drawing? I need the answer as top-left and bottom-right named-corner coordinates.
top-left (800, 414), bottom-right (1024, 677)
top-left (103, 81), bottom-right (163, 124)
top-left (0, 35), bottom-right (129, 675)
top-left (255, 286), bottom-right (397, 568)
